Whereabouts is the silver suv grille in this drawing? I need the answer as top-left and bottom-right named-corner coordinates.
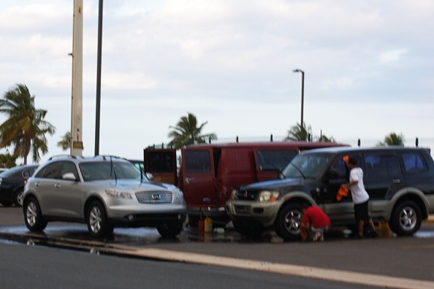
top-left (136, 191), bottom-right (172, 204)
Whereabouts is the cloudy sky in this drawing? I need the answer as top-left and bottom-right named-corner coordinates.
top-left (1, 0), bottom-right (433, 162)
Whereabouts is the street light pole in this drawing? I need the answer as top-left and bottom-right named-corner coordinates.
top-left (95, 0), bottom-right (103, 156)
top-left (293, 68), bottom-right (305, 140)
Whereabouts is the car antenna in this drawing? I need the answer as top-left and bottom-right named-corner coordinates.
top-left (109, 156), bottom-right (117, 184)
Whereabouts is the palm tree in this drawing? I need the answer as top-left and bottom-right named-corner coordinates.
top-left (377, 133), bottom-right (405, 146)
top-left (57, 131), bottom-right (71, 151)
top-left (0, 152), bottom-right (17, 168)
top-left (316, 134), bottom-right (336, 143)
top-left (286, 122), bottom-right (312, 141)
top-left (0, 84), bottom-right (56, 164)
top-left (168, 113), bottom-right (217, 149)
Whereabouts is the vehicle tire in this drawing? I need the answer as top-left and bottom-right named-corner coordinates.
top-left (232, 220), bottom-right (264, 237)
top-left (0, 201), bottom-right (13, 207)
top-left (24, 197), bottom-right (47, 232)
top-left (274, 203), bottom-right (303, 241)
top-left (13, 189), bottom-right (24, 207)
top-left (157, 222), bottom-right (183, 238)
top-left (389, 200), bottom-right (422, 236)
top-left (86, 201), bottom-right (113, 238)
top-left (187, 215), bottom-right (199, 228)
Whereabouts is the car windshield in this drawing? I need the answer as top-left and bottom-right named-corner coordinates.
top-left (281, 153), bottom-right (332, 179)
top-left (79, 161), bottom-right (142, 181)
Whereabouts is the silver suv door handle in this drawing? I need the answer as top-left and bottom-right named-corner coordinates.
top-left (54, 183), bottom-right (61, 188)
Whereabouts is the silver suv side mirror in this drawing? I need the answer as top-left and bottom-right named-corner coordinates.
top-left (62, 172), bottom-right (77, 181)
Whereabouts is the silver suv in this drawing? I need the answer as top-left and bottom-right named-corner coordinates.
top-left (22, 155), bottom-right (187, 238)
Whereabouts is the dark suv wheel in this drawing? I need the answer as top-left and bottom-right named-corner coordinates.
top-left (157, 222), bottom-right (183, 238)
top-left (274, 203), bottom-right (303, 241)
top-left (389, 200), bottom-right (422, 236)
top-left (13, 189), bottom-right (24, 207)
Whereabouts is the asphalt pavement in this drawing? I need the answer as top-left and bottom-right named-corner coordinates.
top-left (1, 206), bottom-right (434, 289)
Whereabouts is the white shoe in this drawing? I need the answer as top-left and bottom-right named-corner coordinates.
top-left (313, 232), bottom-right (323, 242)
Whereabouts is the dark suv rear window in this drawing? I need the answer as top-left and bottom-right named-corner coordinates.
top-left (185, 150), bottom-right (211, 173)
top-left (364, 154), bottom-right (401, 178)
top-left (402, 152), bottom-right (428, 173)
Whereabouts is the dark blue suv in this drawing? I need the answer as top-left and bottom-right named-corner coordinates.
top-left (226, 147), bottom-right (434, 240)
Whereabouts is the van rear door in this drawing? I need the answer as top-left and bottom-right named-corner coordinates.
top-left (181, 148), bottom-right (217, 210)
top-left (143, 148), bottom-right (177, 185)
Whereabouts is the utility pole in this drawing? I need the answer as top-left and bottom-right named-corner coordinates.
top-left (71, 0), bottom-right (84, 156)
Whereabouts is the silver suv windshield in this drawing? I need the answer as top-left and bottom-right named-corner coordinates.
top-left (281, 153), bottom-right (332, 179)
top-left (79, 161), bottom-right (142, 181)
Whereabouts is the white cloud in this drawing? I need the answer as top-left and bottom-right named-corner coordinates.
top-left (378, 49), bottom-right (408, 64)
top-left (1, 0), bottom-right (434, 162)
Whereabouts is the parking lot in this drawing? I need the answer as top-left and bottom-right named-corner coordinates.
top-left (1, 206), bottom-right (434, 289)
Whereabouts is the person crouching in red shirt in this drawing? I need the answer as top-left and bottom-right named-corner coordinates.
top-left (300, 204), bottom-right (331, 242)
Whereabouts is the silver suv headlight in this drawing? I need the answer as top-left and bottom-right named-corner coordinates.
top-left (258, 190), bottom-right (280, 202)
top-left (169, 186), bottom-right (185, 204)
top-left (105, 189), bottom-right (132, 199)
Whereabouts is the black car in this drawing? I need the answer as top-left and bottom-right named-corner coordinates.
top-left (0, 165), bottom-right (38, 207)
top-left (226, 147), bottom-right (434, 240)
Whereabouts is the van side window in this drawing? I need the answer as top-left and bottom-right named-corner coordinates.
top-left (185, 150), bottom-right (211, 173)
top-left (257, 150), bottom-right (297, 171)
top-left (402, 152), bottom-right (428, 173)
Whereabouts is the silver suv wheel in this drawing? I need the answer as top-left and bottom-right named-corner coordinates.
top-left (89, 206), bottom-right (103, 234)
top-left (86, 201), bottom-right (113, 238)
top-left (24, 197), bottom-right (47, 232)
top-left (26, 202), bottom-right (38, 227)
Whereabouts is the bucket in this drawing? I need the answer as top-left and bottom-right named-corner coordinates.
top-left (204, 217), bottom-right (213, 233)
top-left (378, 222), bottom-right (393, 237)
top-left (198, 220), bottom-right (204, 231)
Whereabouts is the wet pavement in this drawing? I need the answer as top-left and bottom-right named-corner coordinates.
top-left (2, 206), bottom-right (434, 289)
top-left (1, 205), bottom-right (434, 246)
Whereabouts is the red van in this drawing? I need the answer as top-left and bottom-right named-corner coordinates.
top-left (176, 141), bottom-right (348, 226)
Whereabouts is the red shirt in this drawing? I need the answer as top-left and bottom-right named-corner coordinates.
top-left (302, 206), bottom-right (330, 229)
